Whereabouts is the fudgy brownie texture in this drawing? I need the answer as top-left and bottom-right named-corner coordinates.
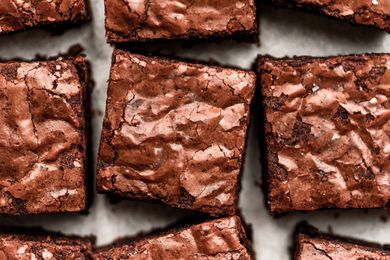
top-left (268, 0), bottom-right (390, 32)
top-left (294, 222), bottom-right (390, 259)
top-left (0, 227), bottom-right (94, 259)
top-left (258, 54), bottom-right (390, 214)
top-left (104, 0), bottom-right (258, 43)
top-left (93, 216), bottom-right (252, 259)
top-left (97, 50), bottom-right (256, 215)
top-left (0, 0), bottom-right (90, 35)
top-left (0, 56), bottom-right (89, 215)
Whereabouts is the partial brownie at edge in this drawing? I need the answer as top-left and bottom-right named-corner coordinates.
top-left (293, 222), bottom-right (390, 259)
top-left (0, 227), bottom-right (94, 259)
top-left (258, 53), bottom-right (390, 214)
top-left (104, 0), bottom-right (258, 43)
top-left (0, 56), bottom-right (89, 215)
top-left (97, 49), bottom-right (256, 216)
top-left (267, 0), bottom-right (390, 32)
top-left (92, 216), bottom-right (253, 259)
top-left (0, 0), bottom-right (90, 35)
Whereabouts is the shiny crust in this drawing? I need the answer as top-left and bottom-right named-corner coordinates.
top-left (268, 0), bottom-right (390, 32)
top-left (293, 223), bottom-right (390, 260)
top-left (0, 0), bottom-right (90, 35)
top-left (258, 54), bottom-right (390, 214)
top-left (97, 50), bottom-right (256, 215)
top-left (0, 57), bottom-right (89, 214)
top-left (92, 216), bottom-right (252, 259)
top-left (104, 0), bottom-right (258, 43)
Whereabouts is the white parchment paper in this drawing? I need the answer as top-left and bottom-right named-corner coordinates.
top-left (0, 2), bottom-right (389, 259)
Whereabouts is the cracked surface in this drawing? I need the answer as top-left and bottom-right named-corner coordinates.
top-left (0, 57), bottom-right (88, 214)
top-left (104, 0), bottom-right (258, 43)
top-left (0, 231), bottom-right (93, 259)
top-left (0, 0), bottom-right (89, 35)
top-left (258, 54), bottom-right (390, 214)
top-left (92, 216), bottom-right (252, 260)
top-left (295, 225), bottom-right (390, 260)
top-left (97, 50), bottom-right (255, 215)
top-left (270, 0), bottom-right (390, 32)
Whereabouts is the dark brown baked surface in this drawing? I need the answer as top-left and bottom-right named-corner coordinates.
top-left (0, 227), bottom-right (94, 259)
top-left (97, 49), bottom-right (256, 215)
top-left (293, 222), bottom-right (390, 259)
top-left (268, 0), bottom-right (390, 32)
top-left (104, 0), bottom-right (258, 43)
top-left (93, 216), bottom-right (252, 259)
top-left (0, 56), bottom-right (89, 215)
top-left (0, 0), bottom-right (90, 35)
top-left (257, 53), bottom-right (390, 214)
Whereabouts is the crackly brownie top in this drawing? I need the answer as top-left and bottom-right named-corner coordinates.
top-left (104, 0), bottom-right (257, 42)
top-left (296, 232), bottom-right (390, 259)
top-left (0, 58), bottom-right (87, 214)
top-left (259, 54), bottom-right (390, 213)
top-left (98, 50), bottom-right (255, 215)
top-left (0, 232), bottom-right (93, 259)
top-left (93, 216), bottom-right (251, 260)
top-left (0, 0), bottom-right (89, 34)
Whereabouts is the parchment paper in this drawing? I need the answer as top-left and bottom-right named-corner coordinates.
top-left (0, 2), bottom-right (389, 259)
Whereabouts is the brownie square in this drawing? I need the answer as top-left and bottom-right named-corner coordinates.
top-left (267, 0), bottom-right (390, 32)
top-left (104, 0), bottom-right (258, 43)
top-left (0, 227), bottom-right (94, 259)
top-left (92, 216), bottom-right (253, 259)
top-left (0, 56), bottom-right (89, 215)
top-left (293, 223), bottom-right (390, 259)
top-left (257, 54), bottom-right (390, 214)
top-left (97, 50), bottom-right (256, 215)
top-left (0, 0), bottom-right (90, 35)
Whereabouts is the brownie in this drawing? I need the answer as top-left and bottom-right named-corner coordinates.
top-left (0, 227), bottom-right (94, 259)
top-left (104, 0), bottom-right (258, 43)
top-left (257, 53), bottom-right (390, 214)
top-left (93, 216), bottom-right (252, 259)
top-left (0, 56), bottom-right (90, 215)
top-left (0, 0), bottom-right (90, 35)
top-left (97, 50), bottom-right (256, 215)
top-left (267, 0), bottom-right (390, 32)
top-left (293, 222), bottom-right (390, 259)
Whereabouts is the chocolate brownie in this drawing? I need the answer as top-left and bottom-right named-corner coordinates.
top-left (97, 50), bottom-right (256, 215)
top-left (293, 222), bottom-right (390, 259)
top-left (257, 54), bottom-right (390, 214)
top-left (267, 0), bottom-right (390, 32)
top-left (0, 0), bottom-right (90, 35)
top-left (93, 216), bottom-right (253, 259)
top-left (104, 0), bottom-right (258, 43)
top-left (0, 227), bottom-right (94, 259)
top-left (0, 56), bottom-right (90, 214)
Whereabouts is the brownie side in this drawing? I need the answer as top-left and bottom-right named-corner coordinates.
top-left (293, 222), bottom-right (390, 260)
top-left (267, 0), bottom-right (390, 32)
top-left (0, 56), bottom-right (89, 215)
top-left (257, 53), bottom-right (390, 215)
top-left (97, 49), bottom-right (256, 216)
top-left (0, 226), bottom-right (94, 259)
top-left (92, 216), bottom-right (253, 259)
top-left (0, 0), bottom-right (90, 36)
top-left (104, 0), bottom-right (258, 43)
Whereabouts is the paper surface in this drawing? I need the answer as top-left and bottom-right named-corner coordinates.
top-left (0, 2), bottom-right (389, 259)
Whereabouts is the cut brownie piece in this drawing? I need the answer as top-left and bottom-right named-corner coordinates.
top-left (257, 54), bottom-right (390, 214)
top-left (93, 216), bottom-right (253, 259)
top-left (0, 0), bottom-right (90, 35)
top-left (267, 0), bottom-right (390, 32)
top-left (0, 56), bottom-right (90, 215)
top-left (104, 0), bottom-right (258, 43)
top-left (97, 50), bottom-right (256, 215)
top-left (293, 222), bottom-right (390, 259)
top-left (0, 227), bottom-right (94, 259)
